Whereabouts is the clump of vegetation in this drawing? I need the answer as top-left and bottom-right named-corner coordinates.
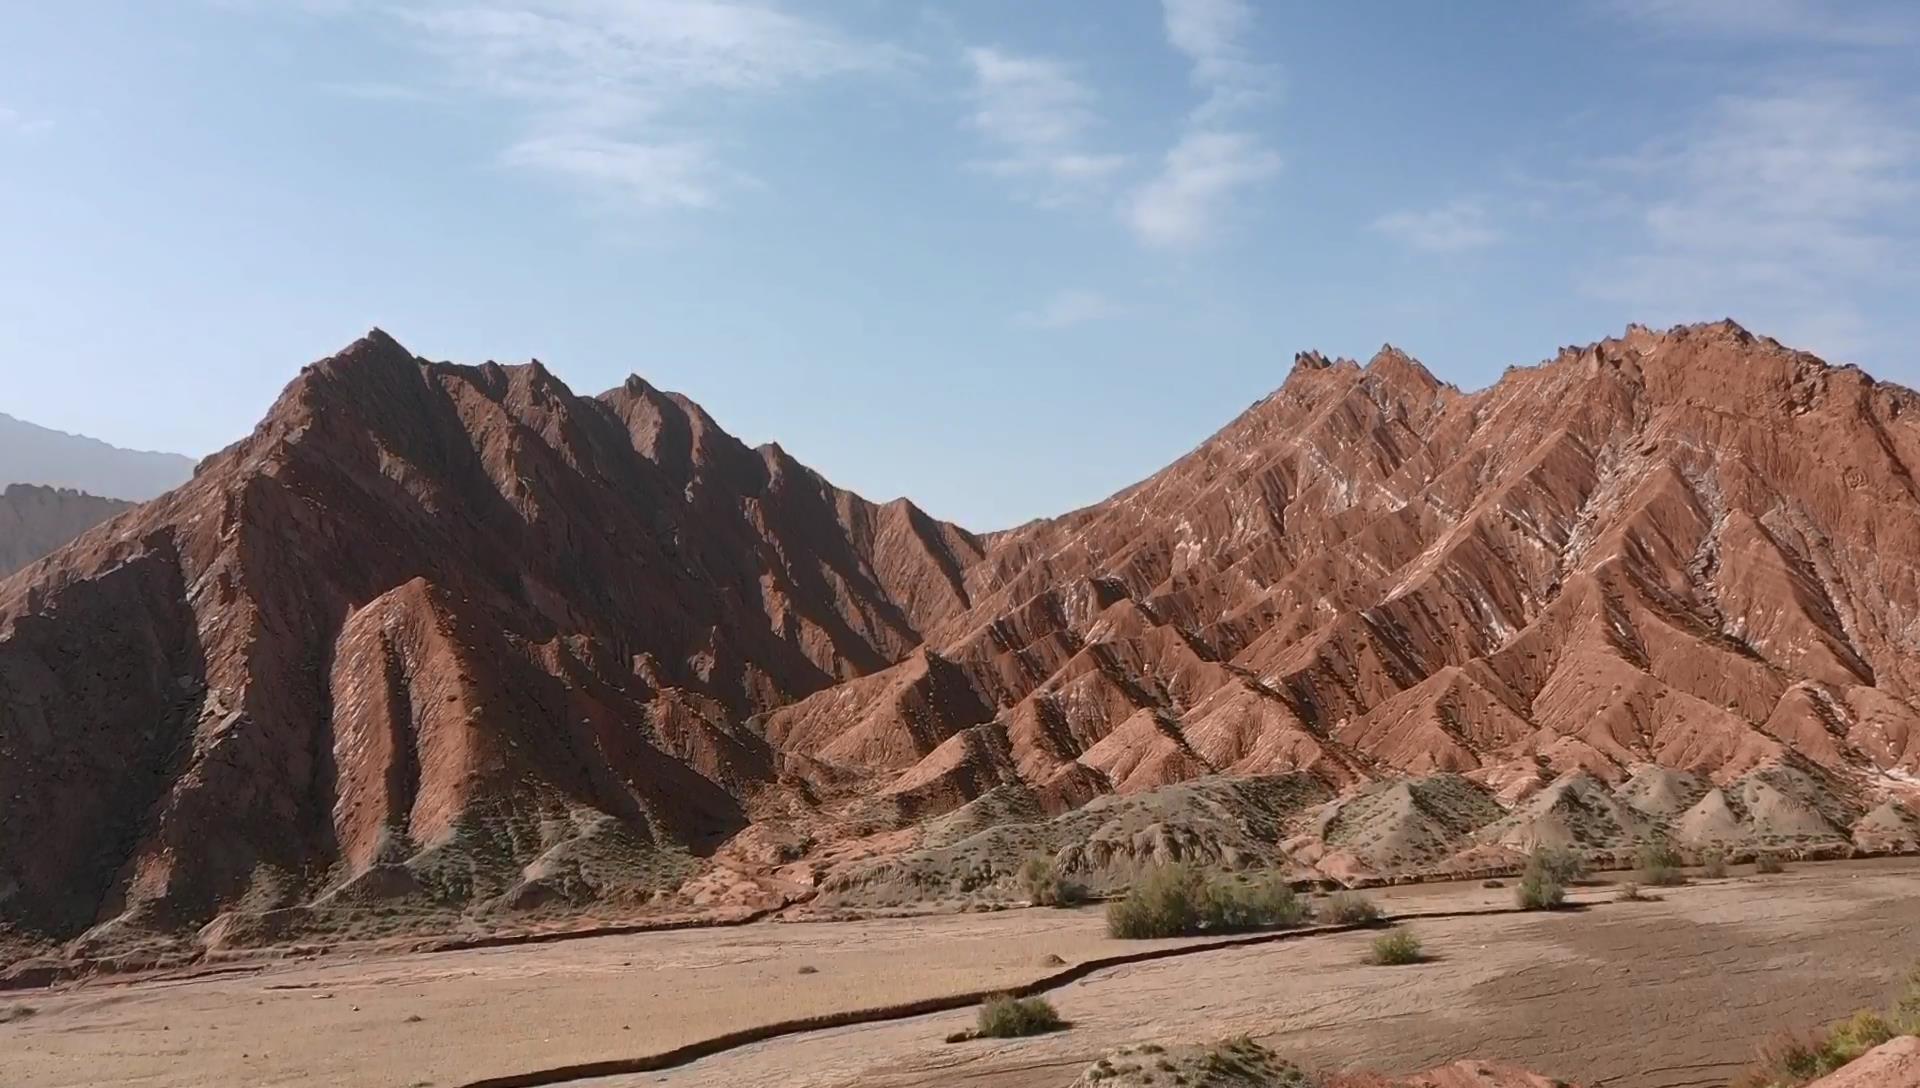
top-left (1322, 891), bottom-right (1382, 925)
top-left (1736, 967), bottom-right (1920, 1085)
top-left (1616, 882), bottom-right (1657, 903)
top-left (1367, 928), bottom-right (1425, 966)
top-left (1701, 848), bottom-right (1730, 879)
top-left (976, 994), bottom-right (1065, 1039)
top-left (1529, 844), bottom-right (1587, 885)
top-left (1755, 851), bottom-right (1787, 875)
top-left (1105, 864), bottom-right (1312, 939)
top-left (1205, 875), bottom-right (1310, 932)
top-left (1637, 841), bottom-right (1688, 887)
top-left (1020, 855), bottom-right (1088, 908)
top-left (1513, 847), bottom-right (1572, 910)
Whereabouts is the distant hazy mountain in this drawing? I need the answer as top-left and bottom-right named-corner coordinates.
top-left (0, 411), bottom-right (195, 501)
top-left (0, 483), bottom-right (131, 577)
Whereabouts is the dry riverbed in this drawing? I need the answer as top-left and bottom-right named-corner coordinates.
top-left (2, 859), bottom-right (1916, 1088)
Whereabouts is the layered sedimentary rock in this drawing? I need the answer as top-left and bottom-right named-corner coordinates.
top-left (0, 331), bottom-right (981, 939)
top-left (7, 320), bottom-right (1920, 943)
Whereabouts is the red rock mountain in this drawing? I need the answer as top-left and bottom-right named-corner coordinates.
top-left (6, 321), bottom-right (1920, 944)
top-left (0, 484), bottom-right (130, 577)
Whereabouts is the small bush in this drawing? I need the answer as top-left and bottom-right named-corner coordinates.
top-left (1020, 855), bottom-right (1086, 908)
top-left (1203, 875), bottom-right (1310, 933)
top-left (1755, 852), bottom-right (1787, 875)
top-left (1323, 891), bottom-right (1382, 925)
top-left (1701, 849), bottom-right (1729, 879)
top-left (1638, 841), bottom-right (1688, 887)
top-left (1515, 869), bottom-right (1566, 911)
top-left (1482, 878), bottom-right (1504, 889)
top-left (1367, 929), bottom-right (1424, 966)
top-left (976, 994), bottom-right (1064, 1038)
top-left (1529, 845), bottom-right (1587, 885)
top-left (1107, 865), bottom-right (1310, 938)
top-left (1616, 882), bottom-right (1656, 903)
top-left (1106, 864), bottom-right (1208, 939)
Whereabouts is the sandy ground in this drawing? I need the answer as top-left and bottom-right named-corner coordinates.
top-left (2, 860), bottom-right (1916, 1088)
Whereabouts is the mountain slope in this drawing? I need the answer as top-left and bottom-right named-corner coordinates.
top-left (0, 484), bottom-right (130, 576)
top-left (0, 411), bottom-right (194, 501)
top-left (0, 331), bottom-right (982, 942)
top-left (7, 321), bottom-right (1920, 950)
top-left (766, 322), bottom-right (1920, 827)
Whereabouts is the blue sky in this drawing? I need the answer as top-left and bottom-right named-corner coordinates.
top-left (2, 1), bottom-right (1917, 528)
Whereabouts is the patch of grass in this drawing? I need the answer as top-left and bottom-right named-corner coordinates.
top-left (1701, 849), bottom-right (1730, 879)
top-left (1367, 928), bottom-right (1424, 966)
top-left (976, 994), bottom-right (1064, 1039)
top-left (1323, 891), bottom-right (1381, 925)
top-left (1736, 967), bottom-right (1920, 1085)
top-left (1616, 882), bottom-right (1657, 903)
top-left (0, 1004), bottom-right (37, 1024)
top-left (1020, 855), bottom-right (1087, 908)
top-left (1755, 852), bottom-right (1787, 875)
top-left (1637, 841), bottom-right (1688, 887)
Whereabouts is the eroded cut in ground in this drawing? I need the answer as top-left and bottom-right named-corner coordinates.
top-left (1, 859), bottom-right (1916, 1088)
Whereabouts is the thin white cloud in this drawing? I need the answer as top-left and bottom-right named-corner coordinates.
top-left (502, 134), bottom-right (733, 210)
top-left (1123, 0), bottom-right (1280, 249)
top-left (1125, 131), bottom-right (1279, 250)
top-left (280, 0), bottom-right (905, 211)
top-left (964, 47), bottom-right (1128, 205)
top-left (1161, 0), bottom-right (1278, 119)
top-left (1606, 0), bottom-right (1918, 47)
top-left (1583, 81), bottom-right (1920, 359)
top-left (0, 105), bottom-right (53, 135)
top-left (1019, 289), bottom-right (1123, 329)
top-left (1371, 200), bottom-right (1500, 253)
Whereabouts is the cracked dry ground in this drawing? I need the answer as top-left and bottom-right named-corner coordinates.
top-left (3, 861), bottom-right (1916, 1088)
top-left (643, 864), bottom-right (1920, 1088)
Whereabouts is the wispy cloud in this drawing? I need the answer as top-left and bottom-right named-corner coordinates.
top-left (964, 47), bottom-right (1128, 205)
top-left (0, 105), bottom-right (53, 136)
top-left (1161, 0), bottom-right (1278, 120)
top-left (1605, 0), bottom-right (1918, 47)
top-left (1019, 288), bottom-right (1123, 329)
top-left (1583, 80), bottom-right (1920, 358)
top-left (286, 0), bottom-right (905, 211)
top-left (1124, 0), bottom-right (1280, 249)
top-left (1126, 131), bottom-right (1280, 248)
top-left (1371, 200), bottom-right (1500, 253)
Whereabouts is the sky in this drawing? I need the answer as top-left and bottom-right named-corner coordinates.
top-left (2, 0), bottom-right (1918, 529)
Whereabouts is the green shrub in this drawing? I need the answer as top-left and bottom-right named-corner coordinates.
top-left (1323, 891), bottom-right (1382, 925)
top-left (1638, 841), bottom-right (1688, 887)
top-left (1755, 852), bottom-right (1786, 875)
top-left (976, 994), bottom-right (1064, 1038)
top-left (1515, 869), bottom-right (1566, 910)
top-left (1529, 844), bottom-right (1587, 885)
top-left (1020, 855), bottom-right (1086, 908)
top-left (1616, 882), bottom-right (1654, 902)
top-left (1367, 928), bottom-right (1424, 966)
top-left (1203, 875), bottom-right (1309, 932)
top-left (1106, 864), bottom-right (1207, 938)
top-left (1107, 865), bottom-right (1311, 938)
top-left (1701, 849), bottom-right (1729, 879)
